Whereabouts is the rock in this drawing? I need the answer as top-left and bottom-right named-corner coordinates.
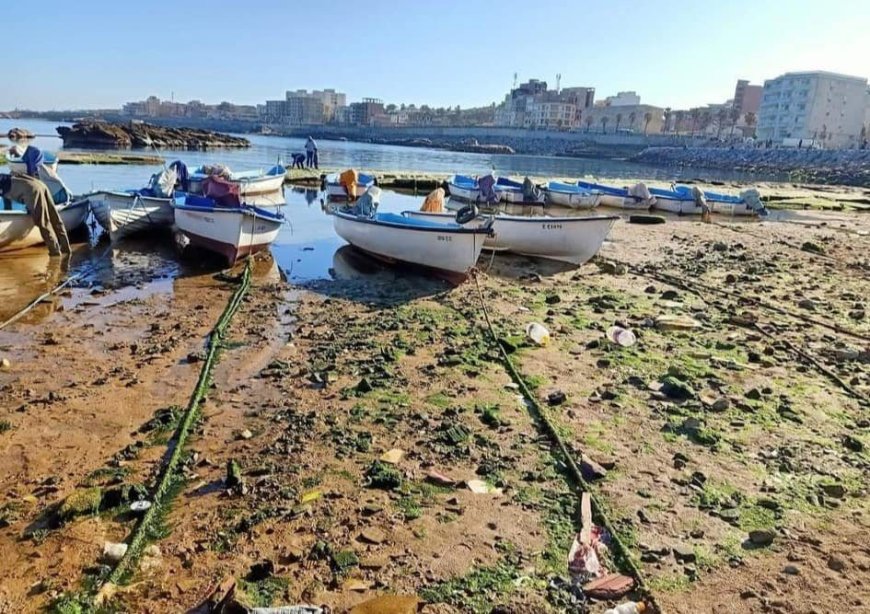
top-left (359, 556), bottom-right (389, 569)
top-left (379, 448), bottom-right (404, 464)
top-left (58, 487), bottom-right (103, 521)
top-left (673, 547), bottom-right (697, 564)
top-left (782, 564), bottom-right (800, 575)
top-left (797, 298), bottom-right (816, 311)
top-left (246, 559), bottom-right (274, 581)
top-left (597, 261), bottom-right (627, 275)
top-left (545, 294), bottom-right (562, 304)
top-left (350, 595), bottom-right (421, 614)
top-left (582, 573), bottom-right (634, 599)
top-left (237, 429), bottom-right (253, 440)
top-left (820, 483), bottom-right (846, 499)
top-left (644, 285), bottom-right (657, 294)
top-left (745, 388), bottom-right (762, 401)
top-left (56, 120), bottom-right (250, 150)
top-left (102, 542), bottom-right (128, 563)
top-left (800, 241), bottom-right (825, 254)
top-left (186, 351), bottom-right (205, 363)
top-left (843, 435), bottom-right (864, 452)
top-left (225, 459), bottom-right (243, 488)
top-left (748, 529), bottom-right (775, 546)
top-left (827, 556), bottom-right (847, 572)
top-left (356, 378), bottom-right (374, 393)
top-left (359, 527), bottom-right (387, 545)
top-left (546, 390), bottom-right (567, 406)
top-left (660, 376), bottom-right (695, 400)
top-left (580, 454), bottom-right (608, 481)
top-left (0, 358), bottom-right (11, 370)
top-left (655, 315), bottom-right (702, 331)
top-left (661, 289), bottom-right (680, 300)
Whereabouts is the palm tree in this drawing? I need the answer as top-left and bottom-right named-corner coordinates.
top-left (615, 113), bottom-right (623, 133)
top-left (729, 107), bottom-right (741, 138)
top-left (744, 112), bottom-right (757, 137)
top-left (585, 116), bottom-right (593, 133)
top-left (643, 112), bottom-right (653, 135)
top-left (690, 109), bottom-right (700, 137)
top-left (600, 116), bottom-right (609, 134)
top-left (716, 108), bottom-right (729, 138)
top-left (663, 107), bottom-right (672, 133)
top-left (628, 111), bottom-right (637, 131)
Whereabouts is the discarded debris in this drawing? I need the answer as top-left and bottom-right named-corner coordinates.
top-left (525, 322), bottom-right (550, 346)
top-left (425, 469), bottom-right (456, 486)
top-left (655, 314), bottom-right (702, 331)
top-left (606, 326), bottom-right (636, 347)
top-left (466, 479), bottom-right (502, 495)
top-left (583, 573), bottom-right (635, 600)
top-left (102, 542), bottom-right (128, 563)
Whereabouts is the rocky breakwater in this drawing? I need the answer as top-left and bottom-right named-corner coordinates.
top-left (633, 146), bottom-right (870, 187)
top-left (375, 136), bottom-right (515, 155)
top-left (56, 120), bottom-right (250, 150)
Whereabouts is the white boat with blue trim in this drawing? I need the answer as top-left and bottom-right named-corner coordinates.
top-left (545, 182), bottom-right (602, 209)
top-left (404, 210), bottom-right (616, 265)
top-left (0, 199), bottom-right (89, 252)
top-left (446, 174), bottom-right (481, 201)
top-left (332, 210), bottom-right (492, 281)
top-left (188, 165), bottom-right (286, 196)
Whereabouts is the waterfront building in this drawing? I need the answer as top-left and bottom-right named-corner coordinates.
top-left (733, 79), bottom-right (762, 115)
top-left (495, 79), bottom-right (594, 130)
top-left (349, 98), bottom-right (385, 126)
top-left (757, 71), bottom-right (868, 147)
top-left (603, 91), bottom-right (641, 106)
top-left (582, 100), bottom-right (665, 134)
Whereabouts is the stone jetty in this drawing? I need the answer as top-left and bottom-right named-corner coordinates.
top-left (633, 146), bottom-right (870, 187)
top-left (56, 120), bottom-right (250, 150)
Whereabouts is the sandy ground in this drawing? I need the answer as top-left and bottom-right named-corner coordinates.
top-left (0, 210), bottom-right (868, 613)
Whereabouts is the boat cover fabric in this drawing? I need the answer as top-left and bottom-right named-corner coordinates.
top-left (522, 177), bottom-right (542, 202)
top-left (691, 186), bottom-right (709, 210)
top-left (339, 168), bottom-right (359, 199)
top-left (170, 160), bottom-right (190, 191)
top-left (628, 182), bottom-right (655, 205)
top-left (420, 187), bottom-right (445, 212)
top-left (350, 185), bottom-right (381, 217)
top-left (740, 188), bottom-right (765, 212)
top-left (199, 164), bottom-right (232, 179)
top-left (148, 167), bottom-right (179, 198)
top-left (203, 175), bottom-right (242, 207)
top-left (478, 174), bottom-right (498, 204)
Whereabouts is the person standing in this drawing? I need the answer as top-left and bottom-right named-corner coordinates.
top-left (0, 170), bottom-right (71, 256)
top-left (304, 136), bottom-right (318, 169)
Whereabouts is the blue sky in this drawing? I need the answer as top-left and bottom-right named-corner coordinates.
top-left (4, 0), bottom-right (868, 111)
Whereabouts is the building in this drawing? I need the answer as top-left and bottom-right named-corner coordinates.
top-left (494, 79), bottom-right (594, 130)
top-left (284, 92), bottom-right (325, 125)
top-left (603, 91), bottom-right (641, 106)
top-left (733, 79), bottom-right (762, 115)
top-left (582, 103), bottom-right (665, 134)
top-left (349, 98), bottom-right (385, 126)
top-left (757, 71), bottom-right (869, 147)
top-left (285, 89), bottom-right (346, 122)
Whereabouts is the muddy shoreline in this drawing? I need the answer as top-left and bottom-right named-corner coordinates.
top-left (1, 211), bottom-right (869, 613)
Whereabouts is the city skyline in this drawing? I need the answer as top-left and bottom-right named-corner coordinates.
top-left (3, 0), bottom-right (869, 112)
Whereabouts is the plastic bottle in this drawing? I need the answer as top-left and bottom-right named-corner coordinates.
top-left (604, 602), bottom-right (646, 614)
top-left (525, 322), bottom-right (550, 346)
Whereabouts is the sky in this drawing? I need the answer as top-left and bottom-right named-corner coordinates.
top-left (3, 0), bottom-right (869, 112)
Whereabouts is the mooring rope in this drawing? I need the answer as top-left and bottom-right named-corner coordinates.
top-left (97, 259), bottom-right (253, 598)
top-left (470, 273), bottom-right (662, 613)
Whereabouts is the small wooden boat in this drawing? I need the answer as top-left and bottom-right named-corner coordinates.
top-left (404, 211), bottom-right (617, 265)
top-left (0, 199), bottom-right (89, 253)
top-left (325, 172), bottom-right (376, 199)
top-left (650, 187), bottom-right (702, 214)
top-left (6, 150), bottom-right (59, 174)
top-left (332, 210), bottom-right (491, 281)
top-left (446, 175), bottom-right (481, 201)
top-left (188, 165), bottom-right (286, 196)
top-left (89, 190), bottom-right (175, 242)
top-left (546, 182), bottom-right (602, 209)
top-left (576, 180), bottom-right (650, 210)
top-left (172, 194), bottom-right (284, 265)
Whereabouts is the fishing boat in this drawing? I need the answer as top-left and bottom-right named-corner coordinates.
top-left (446, 174), bottom-right (481, 201)
top-left (680, 186), bottom-right (766, 216)
top-left (172, 193), bottom-right (284, 265)
top-left (6, 150), bottom-right (59, 174)
top-left (494, 177), bottom-right (545, 204)
top-left (0, 199), bottom-right (89, 253)
top-left (576, 180), bottom-right (651, 210)
top-left (545, 182), bottom-right (602, 209)
top-left (89, 190), bottom-right (175, 242)
top-left (188, 165), bottom-right (286, 196)
top-left (324, 172), bottom-right (376, 200)
top-left (332, 210), bottom-right (492, 281)
top-left (404, 211), bottom-right (617, 265)
top-left (650, 187), bottom-right (702, 215)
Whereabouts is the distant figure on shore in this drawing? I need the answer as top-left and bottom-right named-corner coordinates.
top-left (291, 153), bottom-right (306, 169)
top-left (305, 137), bottom-right (318, 169)
top-left (0, 171), bottom-right (71, 256)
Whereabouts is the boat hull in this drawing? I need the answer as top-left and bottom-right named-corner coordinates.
top-left (173, 205), bottom-right (283, 265)
top-left (653, 198), bottom-right (702, 215)
top-left (333, 212), bottom-right (487, 278)
top-left (90, 191), bottom-right (174, 242)
top-left (0, 199), bottom-right (89, 252)
top-left (546, 190), bottom-right (602, 209)
top-left (189, 173), bottom-right (286, 196)
top-left (447, 183), bottom-right (481, 202)
top-left (405, 211), bottom-right (616, 265)
top-left (711, 201), bottom-right (756, 216)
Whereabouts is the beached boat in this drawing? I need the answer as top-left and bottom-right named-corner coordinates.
top-left (6, 150), bottom-right (59, 174)
top-left (89, 190), bottom-right (175, 242)
top-left (332, 210), bottom-right (492, 280)
top-left (446, 175), bottom-right (481, 201)
top-left (0, 199), bottom-right (89, 253)
top-left (494, 177), bottom-right (545, 204)
top-left (576, 180), bottom-right (651, 210)
top-left (650, 187), bottom-right (702, 215)
top-left (188, 165), bottom-right (286, 196)
top-left (325, 172), bottom-right (376, 200)
top-left (172, 194), bottom-right (284, 265)
top-left (404, 211), bottom-right (617, 265)
top-left (676, 186), bottom-right (765, 216)
top-left (545, 182), bottom-right (602, 209)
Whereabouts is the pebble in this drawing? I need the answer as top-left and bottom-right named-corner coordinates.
top-left (827, 556), bottom-right (847, 572)
top-left (782, 564), bottom-right (800, 575)
top-left (0, 358), bottom-right (10, 370)
top-left (359, 527), bottom-right (387, 545)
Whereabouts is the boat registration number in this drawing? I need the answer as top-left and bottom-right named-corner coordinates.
top-left (437, 235), bottom-right (453, 242)
top-left (542, 223), bottom-right (563, 230)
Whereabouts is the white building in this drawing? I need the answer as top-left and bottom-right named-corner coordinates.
top-left (603, 91), bottom-right (641, 106)
top-left (757, 71), bottom-right (868, 148)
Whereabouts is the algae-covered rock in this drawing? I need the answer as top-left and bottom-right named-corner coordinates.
top-left (58, 487), bottom-right (103, 521)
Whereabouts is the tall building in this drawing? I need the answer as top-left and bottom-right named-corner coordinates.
top-left (285, 89), bottom-right (346, 122)
top-left (603, 91), bottom-right (641, 106)
top-left (494, 79), bottom-right (594, 129)
top-left (757, 71), bottom-right (868, 147)
top-left (349, 98), bottom-right (385, 126)
top-left (733, 79), bottom-right (762, 115)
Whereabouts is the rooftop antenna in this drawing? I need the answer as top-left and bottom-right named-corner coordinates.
top-left (556, 73), bottom-right (562, 94)
top-left (513, 72), bottom-right (518, 89)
